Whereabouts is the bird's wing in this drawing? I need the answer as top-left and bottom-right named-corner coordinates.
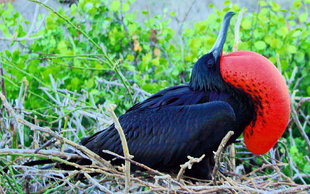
top-left (126, 85), bottom-right (208, 112)
top-left (82, 101), bottom-right (236, 169)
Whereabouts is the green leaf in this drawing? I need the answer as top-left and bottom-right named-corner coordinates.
top-left (122, 3), bottom-right (130, 12)
top-left (4, 49), bottom-right (11, 57)
top-left (293, 0), bottom-right (302, 9)
top-left (70, 4), bottom-right (78, 15)
top-left (57, 40), bottom-right (68, 53)
top-left (254, 41), bottom-right (266, 50)
top-left (299, 12), bottom-right (308, 23)
top-left (224, 0), bottom-right (231, 5)
top-left (111, 0), bottom-right (120, 11)
top-left (223, 7), bottom-right (230, 12)
top-left (241, 20), bottom-right (251, 29)
top-left (271, 2), bottom-right (281, 11)
top-left (289, 146), bottom-right (298, 155)
top-left (270, 39), bottom-right (283, 49)
top-left (142, 10), bottom-right (148, 15)
top-left (259, 0), bottom-right (267, 6)
top-left (287, 45), bottom-right (297, 53)
top-left (190, 38), bottom-right (202, 53)
top-left (276, 26), bottom-right (288, 37)
top-left (169, 11), bottom-right (176, 17)
top-left (126, 54), bottom-right (135, 61)
top-left (85, 78), bottom-right (94, 88)
top-left (307, 86), bottom-right (310, 95)
top-left (151, 58), bottom-right (159, 66)
top-left (71, 77), bottom-right (80, 89)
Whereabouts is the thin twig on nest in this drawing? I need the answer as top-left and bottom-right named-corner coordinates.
top-left (84, 173), bottom-right (112, 193)
top-left (0, 91), bottom-right (114, 172)
top-left (105, 104), bottom-right (132, 193)
top-left (212, 130), bottom-right (234, 184)
top-left (176, 154), bottom-right (205, 181)
top-left (0, 148), bottom-right (83, 160)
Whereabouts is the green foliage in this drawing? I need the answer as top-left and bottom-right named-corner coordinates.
top-left (0, 0), bottom-right (310, 184)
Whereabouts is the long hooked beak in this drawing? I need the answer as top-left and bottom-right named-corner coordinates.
top-left (209, 12), bottom-right (235, 62)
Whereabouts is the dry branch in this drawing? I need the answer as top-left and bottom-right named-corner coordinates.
top-left (105, 104), bottom-right (132, 193)
top-left (176, 154), bottom-right (205, 181)
top-left (212, 130), bottom-right (234, 184)
top-left (233, 9), bottom-right (246, 52)
top-left (0, 148), bottom-right (83, 160)
top-left (290, 99), bottom-right (310, 156)
top-left (0, 91), bottom-right (114, 171)
top-left (84, 173), bottom-right (112, 193)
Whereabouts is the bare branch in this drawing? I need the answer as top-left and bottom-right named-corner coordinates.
top-left (176, 154), bottom-right (205, 181)
top-left (290, 99), bottom-right (310, 156)
top-left (212, 131), bottom-right (234, 184)
top-left (233, 9), bottom-right (246, 52)
top-left (105, 104), bottom-right (132, 193)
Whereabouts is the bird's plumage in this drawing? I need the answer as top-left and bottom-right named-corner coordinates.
top-left (26, 11), bottom-right (290, 179)
top-left (82, 100), bottom-right (236, 171)
top-left (81, 82), bottom-right (254, 178)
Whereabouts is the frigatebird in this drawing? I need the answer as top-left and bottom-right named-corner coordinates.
top-left (79, 12), bottom-right (290, 178)
top-left (25, 12), bottom-right (290, 179)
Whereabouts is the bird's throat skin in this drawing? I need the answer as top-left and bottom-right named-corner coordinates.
top-left (220, 51), bottom-right (290, 154)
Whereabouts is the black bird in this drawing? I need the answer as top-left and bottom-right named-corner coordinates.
top-left (79, 11), bottom-right (291, 179)
top-left (27, 12), bottom-right (290, 179)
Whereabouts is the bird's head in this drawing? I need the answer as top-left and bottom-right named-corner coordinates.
top-left (191, 12), bottom-right (290, 155)
top-left (190, 12), bottom-right (235, 91)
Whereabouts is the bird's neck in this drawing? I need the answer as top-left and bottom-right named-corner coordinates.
top-left (189, 63), bottom-right (228, 92)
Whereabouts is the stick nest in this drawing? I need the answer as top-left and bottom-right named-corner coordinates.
top-left (0, 78), bottom-right (309, 193)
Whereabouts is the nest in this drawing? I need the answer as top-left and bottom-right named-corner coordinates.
top-left (0, 77), bottom-right (309, 193)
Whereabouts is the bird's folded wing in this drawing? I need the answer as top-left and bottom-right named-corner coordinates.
top-left (82, 101), bottom-right (236, 168)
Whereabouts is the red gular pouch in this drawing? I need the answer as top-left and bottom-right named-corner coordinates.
top-left (220, 50), bottom-right (290, 155)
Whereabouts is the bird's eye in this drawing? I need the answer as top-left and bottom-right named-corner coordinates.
top-left (207, 58), bottom-right (214, 68)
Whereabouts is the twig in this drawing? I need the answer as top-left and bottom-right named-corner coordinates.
top-left (0, 62), bottom-right (16, 148)
top-left (0, 36), bottom-right (42, 41)
top-left (229, 144), bottom-right (236, 174)
top-left (0, 61), bottom-right (6, 98)
top-left (105, 104), bottom-right (132, 193)
top-left (0, 92), bottom-right (114, 171)
top-left (185, 184), bottom-right (267, 193)
top-left (295, 97), bottom-right (310, 113)
top-left (84, 173), bottom-right (112, 193)
top-left (176, 154), bottom-right (205, 181)
top-left (272, 185), bottom-right (310, 194)
top-left (98, 79), bottom-right (151, 97)
top-left (0, 1), bottom-right (43, 42)
top-left (28, 0), bottom-right (134, 103)
top-left (102, 150), bottom-right (163, 176)
top-left (290, 99), bottom-right (310, 156)
top-left (212, 131), bottom-right (234, 184)
top-left (242, 163), bottom-right (287, 178)
top-left (175, 0), bottom-right (197, 34)
top-left (0, 148), bottom-right (83, 160)
top-left (34, 138), bottom-right (56, 153)
top-left (233, 9), bottom-right (246, 52)
top-left (101, 149), bottom-right (193, 193)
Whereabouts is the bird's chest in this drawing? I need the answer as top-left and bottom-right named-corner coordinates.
top-left (208, 91), bottom-right (254, 130)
